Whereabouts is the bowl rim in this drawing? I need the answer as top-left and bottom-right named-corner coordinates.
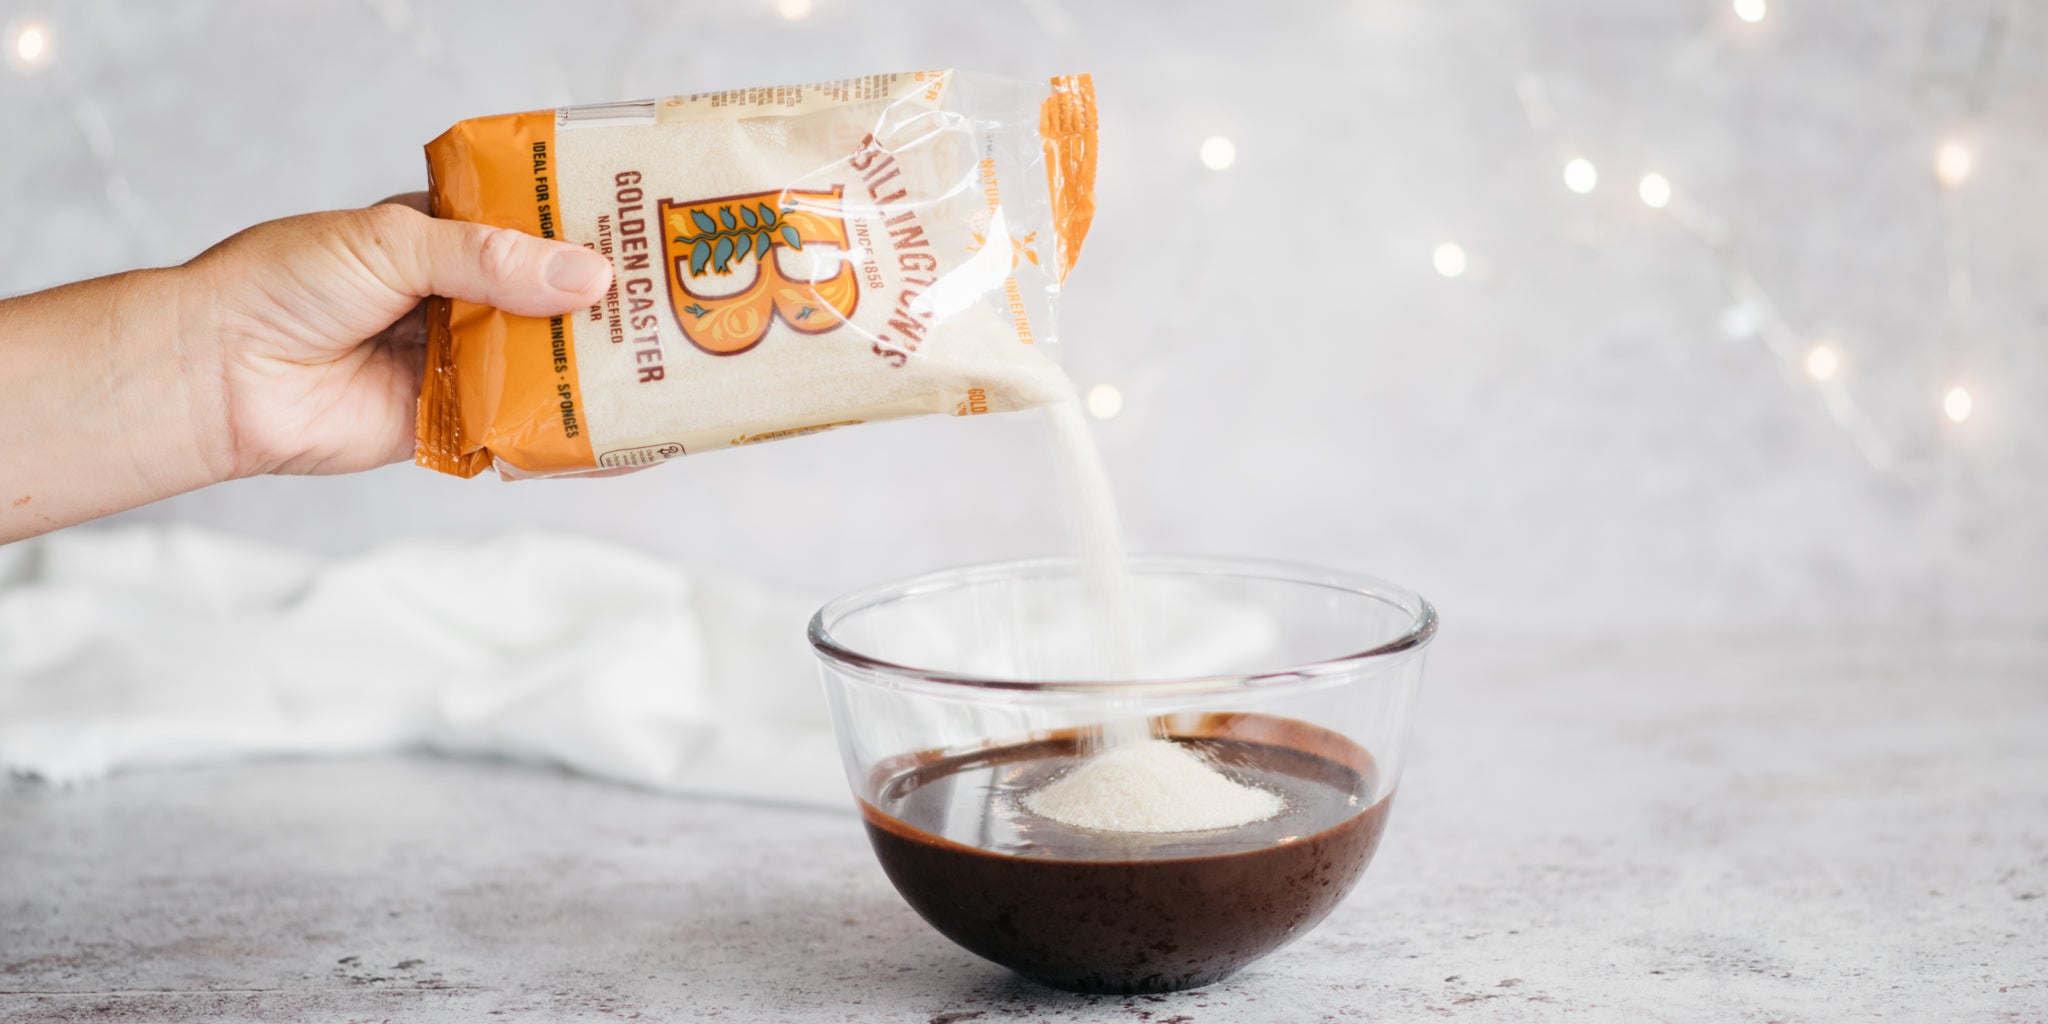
top-left (807, 555), bottom-right (1438, 697)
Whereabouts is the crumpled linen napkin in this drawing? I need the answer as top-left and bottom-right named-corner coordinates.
top-left (0, 525), bottom-right (844, 808)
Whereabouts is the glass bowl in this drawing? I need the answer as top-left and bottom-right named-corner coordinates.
top-left (809, 556), bottom-right (1436, 994)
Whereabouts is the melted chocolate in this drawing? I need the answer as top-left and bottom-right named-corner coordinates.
top-left (859, 715), bottom-right (1393, 993)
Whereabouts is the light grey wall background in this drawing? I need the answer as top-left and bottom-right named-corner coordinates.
top-left (4, 0), bottom-right (2044, 635)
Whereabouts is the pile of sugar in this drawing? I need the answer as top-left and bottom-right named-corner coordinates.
top-left (1023, 739), bottom-right (1284, 833)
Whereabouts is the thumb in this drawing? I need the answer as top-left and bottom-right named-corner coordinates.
top-left (353, 203), bottom-right (612, 317)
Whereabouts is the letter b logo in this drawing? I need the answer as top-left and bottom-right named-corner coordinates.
top-left (658, 187), bottom-right (861, 356)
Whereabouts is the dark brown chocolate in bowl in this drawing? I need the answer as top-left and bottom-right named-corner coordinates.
top-left (859, 713), bottom-right (1393, 994)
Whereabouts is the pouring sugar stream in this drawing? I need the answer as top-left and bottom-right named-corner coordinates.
top-left (1043, 396), bottom-right (1287, 833)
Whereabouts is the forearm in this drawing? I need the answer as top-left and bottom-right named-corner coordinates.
top-left (1, 201), bottom-right (610, 543)
top-left (0, 268), bottom-right (231, 543)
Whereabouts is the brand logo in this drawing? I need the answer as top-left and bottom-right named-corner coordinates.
top-left (658, 188), bottom-right (860, 356)
top-left (968, 228), bottom-right (1040, 271)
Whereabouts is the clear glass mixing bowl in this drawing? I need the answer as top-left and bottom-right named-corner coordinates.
top-left (809, 556), bottom-right (1437, 994)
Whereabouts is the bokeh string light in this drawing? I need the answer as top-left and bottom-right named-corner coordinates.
top-left (1563, 157), bottom-right (1598, 195)
top-left (1636, 172), bottom-right (1672, 210)
top-left (1803, 343), bottom-right (1840, 382)
top-left (1198, 135), bottom-right (1236, 171)
top-left (1432, 242), bottom-right (1468, 279)
top-left (16, 23), bottom-right (44, 61)
top-left (9, 17), bottom-right (52, 72)
top-left (1508, 5), bottom-right (2008, 477)
top-left (1085, 384), bottom-right (1124, 420)
top-left (1944, 386), bottom-right (1974, 424)
top-left (1934, 139), bottom-right (1973, 188)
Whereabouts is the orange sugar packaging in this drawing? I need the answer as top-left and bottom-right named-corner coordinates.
top-left (416, 70), bottom-right (1097, 479)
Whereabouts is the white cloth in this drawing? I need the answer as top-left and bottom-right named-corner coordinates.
top-left (0, 525), bottom-right (845, 808)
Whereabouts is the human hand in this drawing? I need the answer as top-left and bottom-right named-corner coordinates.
top-left (181, 194), bottom-right (612, 476)
top-left (0, 195), bottom-right (613, 543)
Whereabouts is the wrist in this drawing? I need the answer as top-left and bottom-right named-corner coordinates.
top-left (109, 265), bottom-right (241, 489)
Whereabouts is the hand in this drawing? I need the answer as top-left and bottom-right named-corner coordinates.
top-left (0, 196), bottom-right (612, 543)
top-left (186, 194), bottom-right (612, 476)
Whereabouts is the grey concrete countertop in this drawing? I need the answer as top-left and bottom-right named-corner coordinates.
top-left (4, 631), bottom-right (2045, 1023)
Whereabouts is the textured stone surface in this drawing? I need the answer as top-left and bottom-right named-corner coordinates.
top-left (3, 630), bottom-right (2043, 1022)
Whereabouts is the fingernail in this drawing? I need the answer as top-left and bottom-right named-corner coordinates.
top-left (546, 248), bottom-right (608, 293)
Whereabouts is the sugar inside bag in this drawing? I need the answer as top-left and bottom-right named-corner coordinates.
top-left (416, 70), bottom-right (1097, 479)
